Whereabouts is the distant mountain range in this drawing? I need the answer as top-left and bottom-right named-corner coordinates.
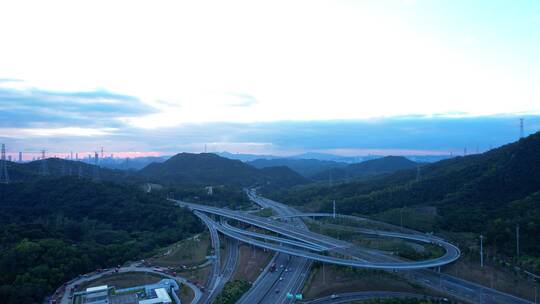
top-left (217, 151), bottom-right (452, 164)
top-left (248, 158), bottom-right (348, 177)
top-left (310, 156), bottom-right (419, 181)
top-left (248, 156), bottom-right (419, 180)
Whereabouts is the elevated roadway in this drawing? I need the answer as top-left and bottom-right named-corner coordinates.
top-left (172, 199), bottom-right (460, 270)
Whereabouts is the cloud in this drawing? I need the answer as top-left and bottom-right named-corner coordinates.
top-left (0, 85), bottom-right (156, 128)
top-left (224, 93), bottom-right (258, 107)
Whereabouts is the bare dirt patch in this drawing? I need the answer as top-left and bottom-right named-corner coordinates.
top-left (302, 265), bottom-right (432, 300)
top-left (151, 232), bottom-right (211, 268)
top-left (233, 244), bottom-right (273, 283)
top-left (77, 272), bottom-right (163, 292)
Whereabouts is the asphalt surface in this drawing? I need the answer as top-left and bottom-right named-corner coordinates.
top-left (247, 191), bottom-right (312, 304)
top-left (172, 199), bottom-right (460, 270)
top-left (193, 211), bottom-right (222, 304)
top-left (193, 211), bottom-right (241, 304)
top-left (174, 193), bottom-right (534, 304)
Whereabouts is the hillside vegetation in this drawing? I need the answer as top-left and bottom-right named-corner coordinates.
top-left (140, 152), bottom-right (308, 187)
top-left (274, 132), bottom-right (540, 261)
top-left (0, 177), bottom-right (203, 304)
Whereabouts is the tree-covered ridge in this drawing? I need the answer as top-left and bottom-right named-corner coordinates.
top-left (273, 132), bottom-right (540, 259)
top-left (139, 152), bottom-right (308, 187)
top-left (0, 177), bottom-right (203, 304)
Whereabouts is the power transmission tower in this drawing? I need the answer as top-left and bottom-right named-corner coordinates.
top-left (39, 149), bottom-right (49, 176)
top-left (92, 151), bottom-right (100, 181)
top-left (333, 200), bottom-right (336, 219)
top-left (1, 144), bottom-right (10, 184)
top-left (520, 118), bottom-right (524, 139)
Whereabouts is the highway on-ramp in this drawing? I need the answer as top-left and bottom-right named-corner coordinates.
top-left (172, 199), bottom-right (460, 270)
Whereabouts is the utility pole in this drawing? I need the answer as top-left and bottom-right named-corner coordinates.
top-left (400, 207), bottom-right (404, 231)
top-left (480, 234), bottom-right (484, 268)
top-left (322, 263), bottom-right (326, 285)
top-left (516, 224), bottom-right (520, 257)
top-left (0, 144), bottom-right (9, 184)
top-left (333, 200), bottom-right (336, 219)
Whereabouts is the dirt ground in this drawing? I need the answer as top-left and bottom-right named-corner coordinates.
top-left (179, 283), bottom-right (194, 304)
top-left (233, 244), bottom-right (273, 283)
top-left (77, 272), bottom-right (163, 291)
top-left (151, 232), bottom-right (210, 268)
top-left (302, 265), bottom-right (435, 300)
top-left (178, 264), bottom-right (212, 286)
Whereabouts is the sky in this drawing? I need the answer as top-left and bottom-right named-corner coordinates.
top-left (1, 0), bottom-right (539, 158)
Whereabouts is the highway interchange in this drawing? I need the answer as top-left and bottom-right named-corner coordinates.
top-left (54, 190), bottom-right (534, 304)
top-left (172, 190), bottom-right (535, 304)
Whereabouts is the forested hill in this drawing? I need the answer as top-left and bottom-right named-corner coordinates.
top-left (139, 152), bottom-right (308, 187)
top-left (0, 177), bottom-right (203, 304)
top-left (311, 156), bottom-right (418, 181)
top-left (275, 132), bottom-right (540, 259)
top-left (3, 157), bottom-right (137, 183)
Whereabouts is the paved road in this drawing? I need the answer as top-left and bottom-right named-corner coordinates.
top-left (55, 264), bottom-right (202, 304)
top-left (295, 215), bottom-right (535, 304)
top-left (172, 199), bottom-right (460, 270)
top-left (193, 211), bottom-right (240, 304)
top-left (246, 190), bottom-right (312, 304)
top-left (304, 291), bottom-right (438, 304)
top-left (193, 211), bottom-right (222, 304)
top-left (174, 195), bottom-right (534, 304)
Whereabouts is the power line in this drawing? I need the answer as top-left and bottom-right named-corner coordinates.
top-left (39, 149), bottom-right (49, 176)
top-left (1, 144), bottom-right (10, 184)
